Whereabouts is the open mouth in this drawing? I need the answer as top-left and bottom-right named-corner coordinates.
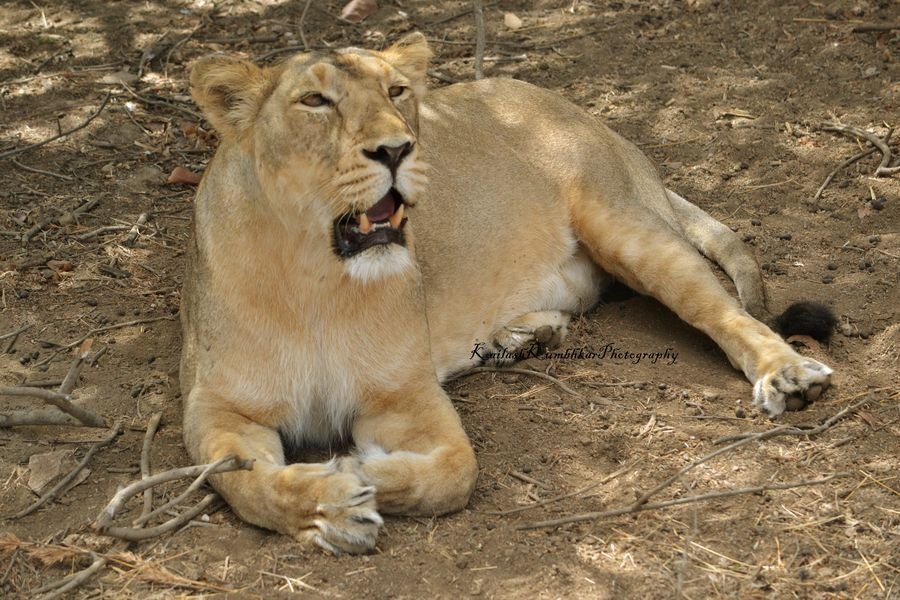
top-left (332, 188), bottom-right (407, 258)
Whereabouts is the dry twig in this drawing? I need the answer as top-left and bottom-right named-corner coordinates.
top-left (0, 92), bottom-right (112, 161)
top-left (34, 553), bottom-right (107, 599)
top-left (485, 462), bottom-right (634, 515)
top-left (298, 0), bottom-right (313, 50)
top-left (713, 390), bottom-right (885, 445)
top-left (32, 315), bottom-right (175, 369)
top-left (138, 413), bottom-right (163, 525)
top-left (95, 455), bottom-right (253, 540)
top-left (0, 339), bottom-right (106, 428)
top-left (453, 366), bottom-right (581, 396)
top-left (517, 473), bottom-right (849, 530)
top-left (473, 0), bottom-right (486, 80)
top-left (123, 213), bottom-right (150, 247)
top-left (821, 123), bottom-right (899, 176)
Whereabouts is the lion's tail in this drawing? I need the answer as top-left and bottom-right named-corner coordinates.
top-left (664, 189), bottom-right (837, 343)
top-left (664, 188), bottom-right (769, 319)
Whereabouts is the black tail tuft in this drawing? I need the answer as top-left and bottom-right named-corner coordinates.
top-left (772, 301), bottom-right (837, 343)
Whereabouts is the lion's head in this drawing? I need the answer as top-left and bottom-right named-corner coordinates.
top-left (190, 33), bottom-right (432, 282)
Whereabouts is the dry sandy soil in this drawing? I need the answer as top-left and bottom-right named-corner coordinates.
top-left (1, 1), bottom-right (899, 598)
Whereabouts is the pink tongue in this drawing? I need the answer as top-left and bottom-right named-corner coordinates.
top-left (365, 193), bottom-right (395, 222)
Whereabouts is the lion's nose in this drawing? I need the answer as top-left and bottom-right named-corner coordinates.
top-left (362, 141), bottom-right (414, 172)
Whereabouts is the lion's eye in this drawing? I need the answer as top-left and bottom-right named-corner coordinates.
top-left (388, 85), bottom-right (407, 99)
top-left (299, 93), bottom-right (331, 107)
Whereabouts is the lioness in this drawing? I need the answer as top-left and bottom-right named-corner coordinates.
top-left (181, 33), bottom-right (832, 554)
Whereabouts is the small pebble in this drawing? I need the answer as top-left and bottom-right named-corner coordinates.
top-left (147, 355), bottom-right (156, 364)
top-left (86, 298), bottom-right (98, 306)
top-left (702, 390), bottom-right (720, 402)
top-left (826, 262), bottom-right (838, 270)
top-left (871, 196), bottom-right (886, 210)
top-left (750, 218), bottom-right (762, 226)
top-left (742, 233), bottom-right (754, 242)
top-left (778, 233), bottom-right (792, 240)
top-left (658, 383), bottom-right (667, 390)
top-left (858, 258), bottom-right (872, 270)
top-left (868, 235), bottom-right (880, 245)
top-left (735, 407), bottom-right (747, 419)
top-left (822, 275), bottom-right (833, 284)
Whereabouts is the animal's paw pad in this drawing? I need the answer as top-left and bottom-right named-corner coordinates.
top-left (753, 358), bottom-right (833, 416)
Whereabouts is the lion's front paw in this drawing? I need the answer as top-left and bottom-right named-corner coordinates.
top-left (310, 473), bottom-right (383, 555)
top-left (752, 357), bottom-right (833, 416)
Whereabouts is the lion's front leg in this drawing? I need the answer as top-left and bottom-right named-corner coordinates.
top-left (347, 382), bottom-right (478, 515)
top-left (183, 389), bottom-right (381, 554)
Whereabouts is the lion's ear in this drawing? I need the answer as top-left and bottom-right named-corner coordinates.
top-left (381, 32), bottom-right (432, 95)
top-left (190, 55), bottom-right (274, 139)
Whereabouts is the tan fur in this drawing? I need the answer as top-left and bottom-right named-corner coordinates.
top-left (181, 33), bottom-right (831, 554)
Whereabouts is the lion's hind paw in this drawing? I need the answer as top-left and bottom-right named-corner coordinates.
top-left (753, 357), bottom-right (833, 416)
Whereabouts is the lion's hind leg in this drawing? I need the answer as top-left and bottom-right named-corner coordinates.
top-left (491, 310), bottom-right (571, 360)
top-left (569, 191), bottom-right (832, 416)
top-left (183, 390), bottom-right (382, 554)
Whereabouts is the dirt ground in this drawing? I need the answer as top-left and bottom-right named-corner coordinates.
top-left (1, 0), bottom-right (899, 598)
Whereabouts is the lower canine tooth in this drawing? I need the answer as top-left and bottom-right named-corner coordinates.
top-left (358, 213), bottom-right (372, 234)
top-left (389, 204), bottom-right (404, 229)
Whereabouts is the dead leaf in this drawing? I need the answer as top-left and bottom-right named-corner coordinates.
top-left (855, 410), bottom-right (879, 427)
top-left (858, 202), bottom-right (873, 219)
top-left (785, 335), bottom-right (821, 352)
top-left (340, 0), bottom-right (378, 23)
top-left (28, 450), bottom-right (75, 494)
top-left (504, 12), bottom-right (523, 29)
top-left (167, 166), bottom-right (202, 185)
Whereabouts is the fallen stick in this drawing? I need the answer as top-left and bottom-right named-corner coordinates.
top-left (821, 123), bottom-right (899, 176)
top-left (0, 92), bottom-right (112, 161)
top-left (454, 366), bottom-right (581, 397)
top-left (0, 323), bottom-right (32, 342)
top-left (95, 456), bottom-right (253, 531)
top-left (0, 386), bottom-right (104, 428)
top-left (813, 145), bottom-right (879, 201)
top-left (102, 493), bottom-right (222, 542)
top-left (713, 390), bottom-right (885, 445)
top-left (138, 412), bottom-right (163, 524)
top-left (485, 462), bottom-right (634, 516)
top-left (473, 0), bottom-right (486, 80)
top-left (34, 553), bottom-right (107, 600)
top-left (123, 213), bottom-right (150, 247)
top-left (517, 473), bottom-right (849, 530)
top-left (31, 316), bottom-right (176, 369)
top-left (852, 23), bottom-right (900, 33)
top-left (0, 409), bottom-right (78, 427)
top-left (8, 421), bottom-right (123, 519)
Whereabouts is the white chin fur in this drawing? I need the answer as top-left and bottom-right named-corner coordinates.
top-left (344, 244), bottom-right (413, 283)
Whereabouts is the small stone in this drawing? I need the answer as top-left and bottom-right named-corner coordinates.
top-left (86, 298), bottom-right (98, 306)
top-left (858, 258), bottom-right (872, 270)
top-left (870, 196), bottom-right (886, 210)
top-left (735, 407), bottom-right (747, 418)
top-left (702, 390), bottom-right (720, 401)
top-left (742, 233), bottom-right (754, 242)
top-left (657, 383), bottom-right (667, 390)
top-left (839, 323), bottom-right (855, 336)
top-left (501, 375), bottom-right (519, 384)
top-left (750, 218), bottom-right (762, 226)
top-left (778, 233), bottom-right (792, 240)
top-left (826, 262), bottom-right (838, 270)
top-left (822, 275), bottom-right (833, 284)
top-left (868, 235), bottom-right (881, 245)
top-left (147, 355), bottom-right (156, 364)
